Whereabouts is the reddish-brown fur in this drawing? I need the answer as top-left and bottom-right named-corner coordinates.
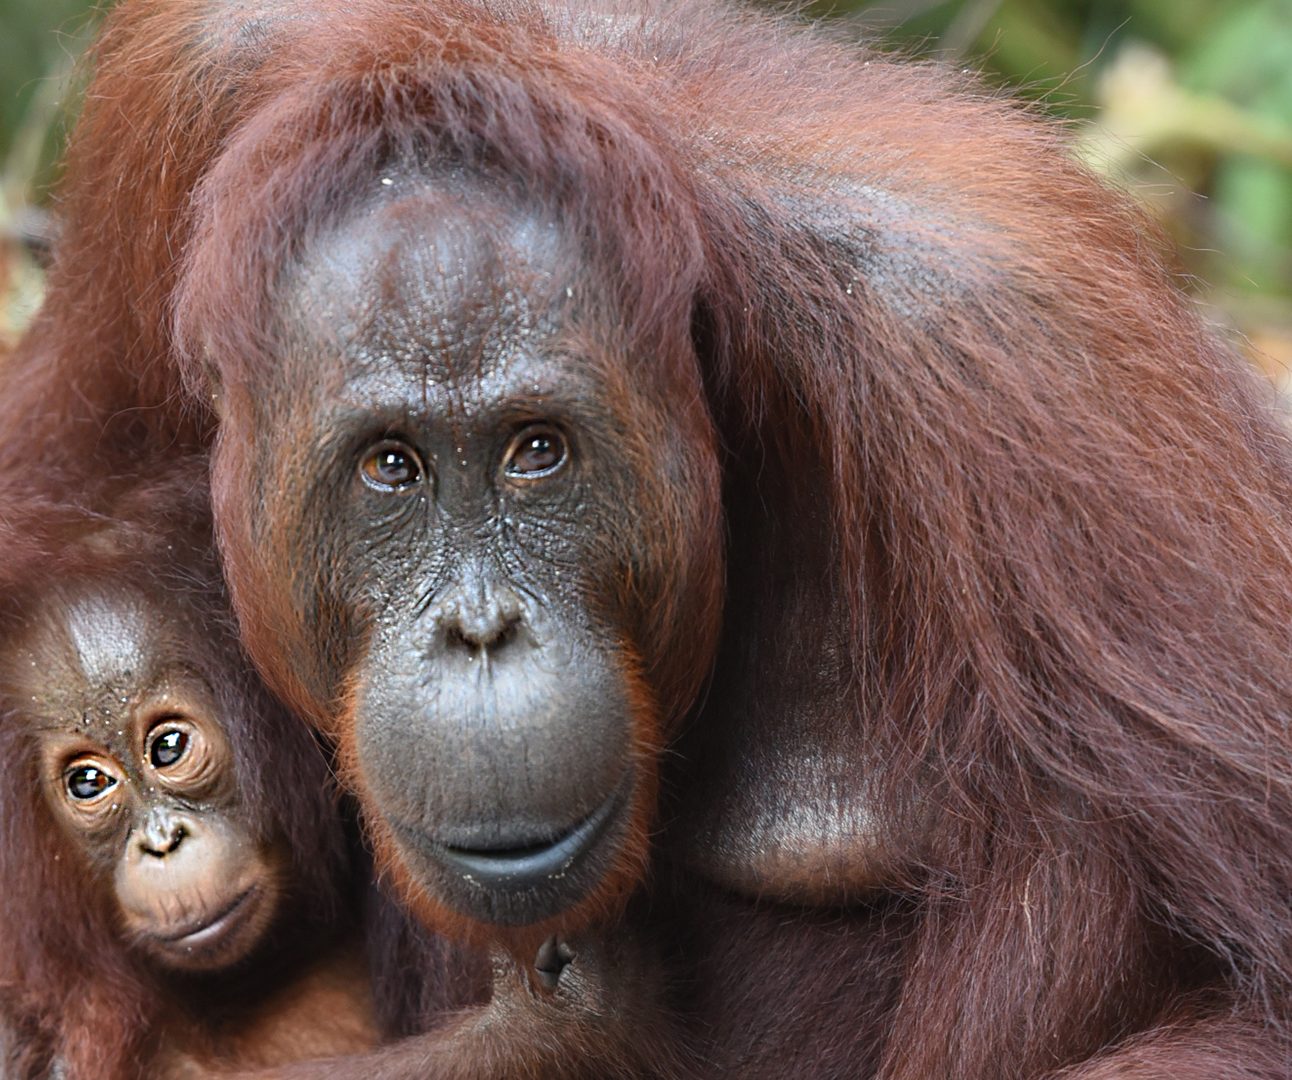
top-left (6, 0), bottom-right (1292, 1075)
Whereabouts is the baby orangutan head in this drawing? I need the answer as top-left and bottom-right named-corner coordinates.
top-left (5, 578), bottom-right (289, 974)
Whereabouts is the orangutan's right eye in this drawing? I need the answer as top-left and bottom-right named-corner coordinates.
top-left (66, 763), bottom-right (118, 802)
top-left (360, 440), bottom-right (425, 492)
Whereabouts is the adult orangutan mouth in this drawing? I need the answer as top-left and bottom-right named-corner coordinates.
top-left (435, 779), bottom-right (628, 888)
top-left (393, 771), bottom-right (635, 925)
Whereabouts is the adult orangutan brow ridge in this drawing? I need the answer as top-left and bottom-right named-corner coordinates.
top-left (7, 0), bottom-right (1292, 1074)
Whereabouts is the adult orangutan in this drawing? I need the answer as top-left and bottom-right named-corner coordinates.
top-left (5, 0), bottom-right (1292, 1075)
top-left (0, 471), bottom-right (379, 1079)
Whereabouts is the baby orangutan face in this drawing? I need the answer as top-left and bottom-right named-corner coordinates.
top-left (10, 585), bottom-right (287, 974)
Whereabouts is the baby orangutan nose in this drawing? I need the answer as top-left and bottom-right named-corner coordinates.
top-left (137, 806), bottom-right (187, 856)
top-left (114, 809), bottom-right (280, 972)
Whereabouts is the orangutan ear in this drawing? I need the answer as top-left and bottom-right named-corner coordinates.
top-left (206, 378), bottom-right (226, 422)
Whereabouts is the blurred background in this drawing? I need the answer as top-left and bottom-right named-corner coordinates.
top-left (2, 0), bottom-right (1291, 380)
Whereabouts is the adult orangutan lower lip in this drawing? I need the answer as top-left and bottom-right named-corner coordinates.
top-left (436, 785), bottom-right (626, 888)
top-left (392, 769), bottom-right (635, 904)
top-left (157, 887), bottom-right (256, 946)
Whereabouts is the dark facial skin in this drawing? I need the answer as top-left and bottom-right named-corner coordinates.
top-left (6, 585), bottom-right (286, 972)
top-left (221, 174), bottom-right (720, 936)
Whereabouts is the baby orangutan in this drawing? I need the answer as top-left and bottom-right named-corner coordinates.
top-left (0, 479), bottom-right (377, 1080)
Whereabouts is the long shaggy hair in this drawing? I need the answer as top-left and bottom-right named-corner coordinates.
top-left (5, 0), bottom-right (1292, 1074)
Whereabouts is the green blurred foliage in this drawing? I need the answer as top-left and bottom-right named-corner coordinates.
top-left (838, 0), bottom-right (1292, 320)
top-left (2, 0), bottom-right (1291, 360)
top-left (0, 0), bottom-right (96, 194)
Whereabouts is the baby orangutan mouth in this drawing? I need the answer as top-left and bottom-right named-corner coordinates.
top-left (147, 885), bottom-right (264, 960)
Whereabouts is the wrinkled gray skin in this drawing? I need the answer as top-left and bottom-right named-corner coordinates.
top-left (231, 173), bottom-right (713, 927)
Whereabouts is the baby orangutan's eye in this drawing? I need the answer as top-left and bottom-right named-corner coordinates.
top-left (66, 763), bottom-right (118, 802)
top-left (149, 728), bottom-right (189, 769)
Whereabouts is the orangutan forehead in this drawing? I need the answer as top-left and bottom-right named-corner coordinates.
top-left (282, 181), bottom-right (586, 386)
top-left (190, 0), bottom-right (319, 68)
top-left (2, 579), bottom-right (200, 705)
top-left (63, 592), bottom-right (149, 677)
top-left (22, 591), bottom-right (155, 700)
